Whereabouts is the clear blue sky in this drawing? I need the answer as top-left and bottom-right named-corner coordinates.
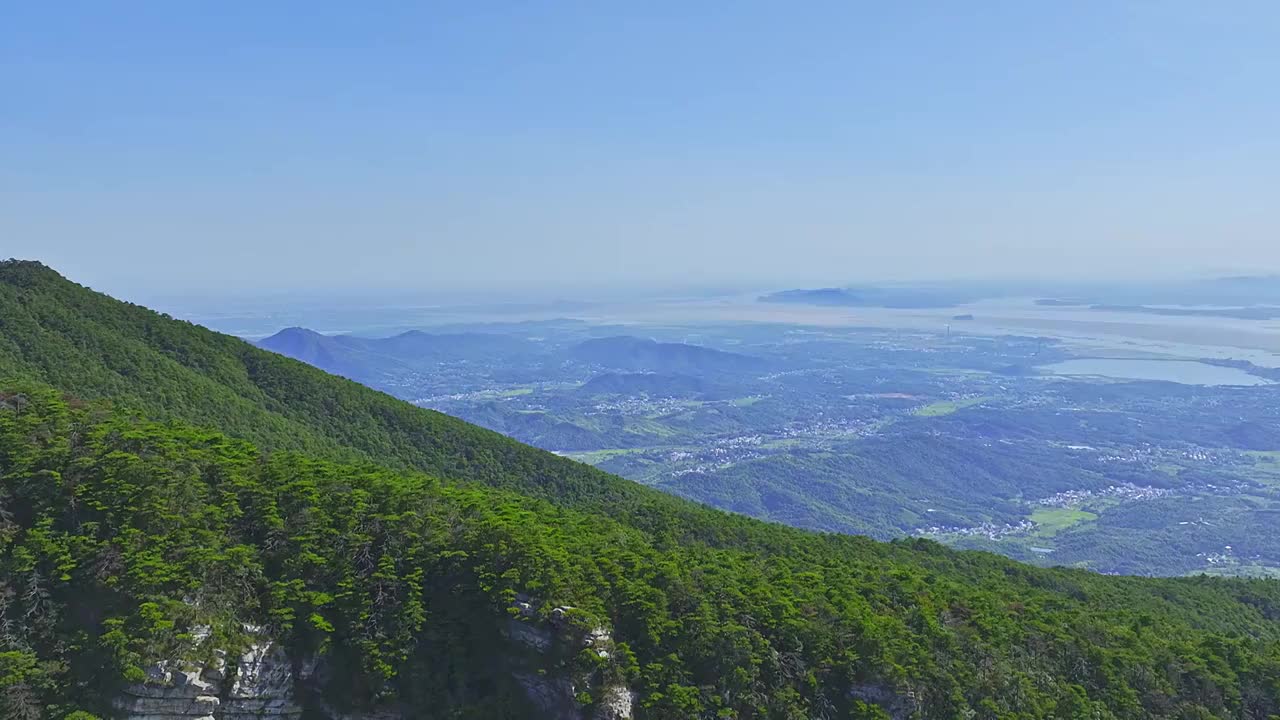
top-left (4, 2), bottom-right (1279, 296)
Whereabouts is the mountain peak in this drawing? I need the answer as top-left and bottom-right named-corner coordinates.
top-left (0, 258), bottom-right (67, 288)
top-left (264, 326), bottom-right (327, 341)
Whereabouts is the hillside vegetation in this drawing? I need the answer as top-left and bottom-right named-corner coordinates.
top-left (0, 261), bottom-right (718, 539)
top-left (2, 260), bottom-right (1280, 719)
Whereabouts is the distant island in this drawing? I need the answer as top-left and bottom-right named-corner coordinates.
top-left (1035, 298), bottom-right (1090, 307)
top-left (761, 286), bottom-right (986, 309)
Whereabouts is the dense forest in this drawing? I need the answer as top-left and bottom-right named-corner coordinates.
top-left (3, 260), bottom-right (1280, 719)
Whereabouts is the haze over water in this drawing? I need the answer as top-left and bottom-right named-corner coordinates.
top-left (1040, 358), bottom-right (1272, 386)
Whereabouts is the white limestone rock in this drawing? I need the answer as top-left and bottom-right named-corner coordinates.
top-left (221, 637), bottom-right (301, 718)
top-left (594, 684), bottom-right (634, 720)
top-left (115, 629), bottom-right (302, 720)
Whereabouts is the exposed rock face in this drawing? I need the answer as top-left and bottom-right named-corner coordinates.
top-left (116, 603), bottom-right (630, 720)
top-left (115, 628), bottom-right (301, 720)
top-left (595, 684), bottom-right (634, 720)
top-left (221, 636), bottom-right (301, 720)
top-left (505, 599), bottom-right (635, 720)
top-left (849, 681), bottom-right (913, 720)
top-left (114, 662), bottom-right (222, 720)
top-left (515, 672), bottom-right (583, 720)
top-left (508, 618), bottom-right (555, 653)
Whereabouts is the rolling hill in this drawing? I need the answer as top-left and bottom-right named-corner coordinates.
top-left (567, 336), bottom-right (766, 375)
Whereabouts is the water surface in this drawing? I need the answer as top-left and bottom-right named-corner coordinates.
top-left (1040, 358), bottom-right (1270, 386)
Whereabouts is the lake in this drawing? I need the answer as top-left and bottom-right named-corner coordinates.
top-left (1039, 358), bottom-right (1272, 386)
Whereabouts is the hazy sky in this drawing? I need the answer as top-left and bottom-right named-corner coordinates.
top-left (4, 2), bottom-right (1279, 297)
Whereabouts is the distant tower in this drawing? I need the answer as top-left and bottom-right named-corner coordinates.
top-left (945, 323), bottom-right (951, 341)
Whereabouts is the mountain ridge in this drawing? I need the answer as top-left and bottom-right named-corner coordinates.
top-left (256, 325), bottom-right (540, 381)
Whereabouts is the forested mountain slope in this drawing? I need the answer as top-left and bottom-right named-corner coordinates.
top-left (0, 260), bottom-right (718, 540)
top-left (2, 260), bottom-right (1280, 719)
top-left (5, 385), bottom-right (1280, 719)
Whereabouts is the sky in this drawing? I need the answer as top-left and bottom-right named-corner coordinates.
top-left (3, 1), bottom-right (1279, 298)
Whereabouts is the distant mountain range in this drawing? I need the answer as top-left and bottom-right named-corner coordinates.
top-left (258, 328), bottom-right (763, 384)
top-left (257, 326), bottom-right (541, 379)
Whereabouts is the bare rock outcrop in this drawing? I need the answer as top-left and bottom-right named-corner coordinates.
top-left (515, 672), bottom-right (583, 720)
top-left (220, 632), bottom-right (301, 720)
top-left (115, 600), bottom-right (629, 720)
top-left (114, 662), bottom-right (222, 720)
top-left (505, 598), bottom-right (635, 720)
top-left (594, 684), bottom-right (634, 720)
top-left (849, 681), bottom-right (914, 720)
top-left (114, 627), bottom-right (301, 720)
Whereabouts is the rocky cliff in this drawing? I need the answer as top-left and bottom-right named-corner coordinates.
top-left (115, 611), bottom-right (634, 720)
top-left (505, 597), bottom-right (634, 720)
top-left (114, 626), bottom-right (304, 720)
